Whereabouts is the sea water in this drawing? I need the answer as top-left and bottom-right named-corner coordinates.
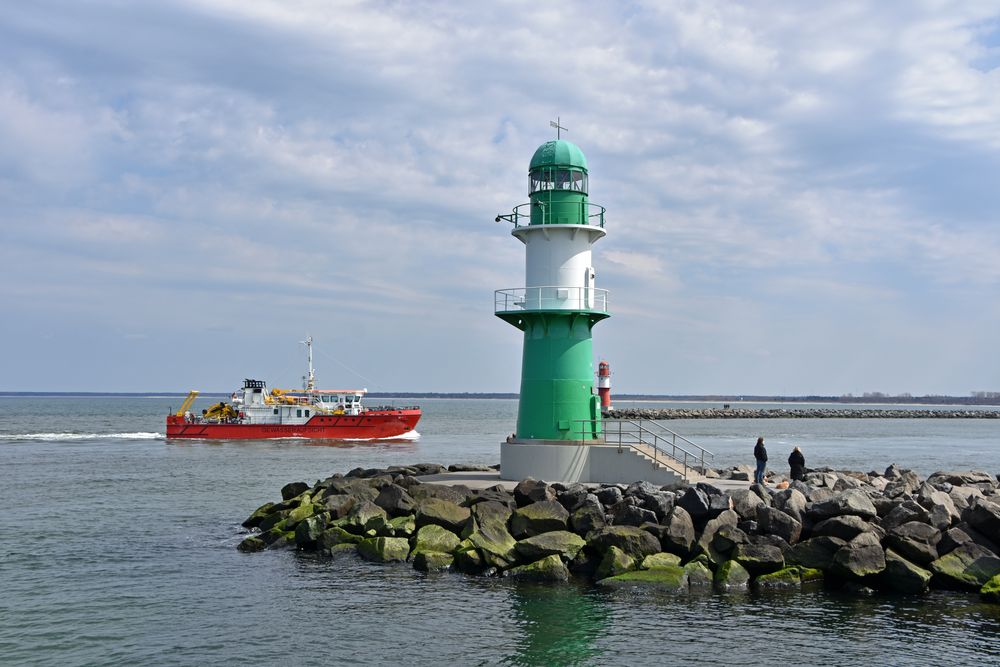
top-left (1, 396), bottom-right (999, 665)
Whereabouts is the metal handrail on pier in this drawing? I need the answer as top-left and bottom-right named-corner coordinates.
top-left (574, 419), bottom-right (714, 481)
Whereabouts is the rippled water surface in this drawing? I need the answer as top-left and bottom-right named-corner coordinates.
top-left (1, 396), bottom-right (999, 665)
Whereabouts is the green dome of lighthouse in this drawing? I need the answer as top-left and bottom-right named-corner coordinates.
top-left (529, 140), bottom-right (588, 172)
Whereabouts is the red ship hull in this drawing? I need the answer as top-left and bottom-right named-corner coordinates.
top-left (165, 409), bottom-right (421, 440)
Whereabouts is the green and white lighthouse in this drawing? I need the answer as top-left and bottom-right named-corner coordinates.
top-left (496, 131), bottom-right (611, 480)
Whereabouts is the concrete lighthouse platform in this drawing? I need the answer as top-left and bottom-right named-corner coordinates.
top-left (501, 440), bottom-right (689, 487)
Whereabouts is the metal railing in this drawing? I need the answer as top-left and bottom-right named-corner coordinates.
top-left (574, 418), bottom-right (714, 481)
top-left (496, 201), bottom-right (606, 228)
top-left (495, 286), bottom-right (609, 313)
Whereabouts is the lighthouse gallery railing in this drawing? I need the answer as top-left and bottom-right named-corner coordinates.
top-left (495, 286), bottom-right (609, 313)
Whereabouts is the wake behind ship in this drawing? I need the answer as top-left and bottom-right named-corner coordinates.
top-left (165, 338), bottom-right (420, 440)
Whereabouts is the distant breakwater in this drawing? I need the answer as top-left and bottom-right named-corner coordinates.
top-left (236, 462), bottom-right (1000, 604)
top-left (606, 408), bottom-right (1000, 420)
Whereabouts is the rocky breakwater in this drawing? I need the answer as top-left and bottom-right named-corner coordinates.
top-left (236, 463), bottom-right (1000, 603)
top-left (607, 408), bottom-right (999, 419)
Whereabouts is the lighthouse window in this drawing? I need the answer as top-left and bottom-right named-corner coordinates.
top-left (529, 169), bottom-right (587, 194)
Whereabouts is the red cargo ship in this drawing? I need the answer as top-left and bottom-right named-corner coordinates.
top-left (165, 337), bottom-right (420, 440)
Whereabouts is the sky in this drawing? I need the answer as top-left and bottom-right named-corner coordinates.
top-left (1, 1), bottom-right (999, 395)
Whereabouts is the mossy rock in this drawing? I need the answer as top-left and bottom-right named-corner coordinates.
top-left (883, 549), bottom-right (932, 594)
top-left (641, 552), bottom-right (682, 570)
top-left (318, 526), bottom-right (361, 550)
top-left (357, 536), bottom-right (411, 563)
top-left (412, 551), bottom-right (454, 572)
top-left (514, 531), bottom-right (586, 562)
top-left (509, 500), bottom-right (569, 539)
top-left (344, 501), bottom-right (390, 533)
top-left (797, 567), bottom-right (824, 583)
top-left (237, 535), bottom-right (266, 553)
top-left (595, 546), bottom-right (635, 580)
top-left (505, 554), bottom-right (570, 583)
top-left (415, 497), bottom-right (472, 533)
top-left (286, 502), bottom-right (319, 527)
top-left (329, 543), bottom-right (357, 557)
top-left (388, 515), bottom-right (416, 538)
top-left (369, 514), bottom-right (396, 537)
top-left (684, 560), bottom-right (714, 587)
top-left (598, 565), bottom-right (689, 592)
top-left (266, 531), bottom-right (297, 550)
top-left (714, 559), bottom-right (751, 592)
top-left (259, 525), bottom-right (289, 546)
top-left (412, 524), bottom-right (462, 556)
top-left (929, 544), bottom-right (1000, 590)
top-left (981, 574), bottom-right (1000, 603)
top-left (294, 515), bottom-right (326, 549)
top-left (454, 548), bottom-right (485, 574)
top-left (242, 502), bottom-right (277, 528)
top-left (467, 501), bottom-right (518, 568)
top-left (258, 511), bottom-right (290, 534)
top-left (754, 567), bottom-right (802, 590)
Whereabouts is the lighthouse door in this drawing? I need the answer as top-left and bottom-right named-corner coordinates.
top-left (584, 266), bottom-right (595, 309)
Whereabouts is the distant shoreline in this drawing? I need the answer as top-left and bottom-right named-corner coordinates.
top-left (1, 391), bottom-right (998, 406)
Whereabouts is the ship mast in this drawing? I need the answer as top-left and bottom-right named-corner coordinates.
top-left (302, 335), bottom-right (315, 391)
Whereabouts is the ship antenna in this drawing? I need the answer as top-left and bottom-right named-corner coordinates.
top-left (301, 335), bottom-right (316, 391)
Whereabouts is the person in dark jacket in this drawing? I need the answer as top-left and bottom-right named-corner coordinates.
top-left (788, 446), bottom-right (806, 481)
top-left (753, 436), bottom-right (767, 485)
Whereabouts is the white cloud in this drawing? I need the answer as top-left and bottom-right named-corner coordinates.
top-left (0, 1), bottom-right (998, 393)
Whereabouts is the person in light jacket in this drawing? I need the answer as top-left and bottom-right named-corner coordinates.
top-left (788, 446), bottom-right (806, 481)
top-left (753, 436), bottom-right (767, 485)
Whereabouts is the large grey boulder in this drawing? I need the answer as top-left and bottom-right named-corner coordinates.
top-left (928, 471), bottom-right (997, 487)
top-left (882, 500), bottom-right (931, 531)
top-left (661, 506), bottom-right (697, 557)
top-left (281, 481), bottom-right (310, 501)
top-left (570, 496), bottom-right (606, 535)
top-left (808, 489), bottom-right (877, 521)
top-left (729, 489), bottom-right (765, 521)
top-left (696, 510), bottom-right (739, 556)
top-left (513, 479), bottom-right (557, 507)
top-left (966, 498), bottom-right (1000, 537)
top-left (608, 501), bottom-right (658, 527)
top-left (882, 549), bottom-right (933, 594)
top-left (756, 506), bottom-right (802, 545)
top-left (510, 500), bottom-right (570, 538)
top-left (831, 532), bottom-right (886, 580)
top-left (773, 488), bottom-right (808, 523)
top-left (374, 484), bottom-right (416, 517)
top-left (787, 536), bottom-right (847, 571)
top-left (734, 543), bottom-right (784, 575)
top-left (595, 486), bottom-right (624, 507)
top-left (344, 500), bottom-right (389, 533)
top-left (677, 487), bottom-right (711, 525)
top-left (885, 521), bottom-right (941, 566)
top-left (514, 531), bottom-right (586, 562)
top-left (468, 500), bottom-right (518, 568)
top-left (556, 484), bottom-right (590, 513)
top-left (587, 525), bottom-right (661, 562)
top-left (415, 497), bottom-right (472, 533)
top-left (812, 515), bottom-right (874, 541)
top-left (948, 486), bottom-right (985, 512)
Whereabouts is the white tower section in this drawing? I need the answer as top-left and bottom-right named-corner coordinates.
top-left (513, 224), bottom-right (607, 311)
